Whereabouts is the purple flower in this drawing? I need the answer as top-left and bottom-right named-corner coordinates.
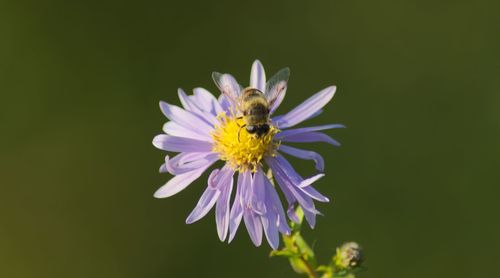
top-left (153, 60), bottom-right (343, 249)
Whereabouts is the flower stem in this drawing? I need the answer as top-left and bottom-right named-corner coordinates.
top-left (298, 252), bottom-right (318, 278)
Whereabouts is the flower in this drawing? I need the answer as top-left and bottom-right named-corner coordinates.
top-left (153, 60), bottom-right (343, 249)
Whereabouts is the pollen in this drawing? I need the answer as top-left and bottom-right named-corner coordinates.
top-left (212, 114), bottom-right (279, 172)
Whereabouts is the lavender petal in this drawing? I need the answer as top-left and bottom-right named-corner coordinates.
top-left (250, 60), bottom-right (266, 92)
top-left (278, 145), bottom-right (325, 172)
top-left (166, 152), bottom-right (219, 175)
top-left (159, 160), bottom-right (168, 173)
top-left (287, 205), bottom-right (300, 224)
top-left (218, 94), bottom-right (231, 114)
top-left (159, 101), bottom-right (213, 136)
top-left (303, 208), bottom-right (318, 229)
top-left (162, 121), bottom-right (212, 141)
top-left (266, 156), bottom-right (320, 214)
top-left (186, 187), bottom-right (220, 224)
top-left (177, 89), bottom-right (218, 125)
top-left (243, 210), bottom-right (263, 247)
top-left (193, 87), bottom-right (224, 116)
top-left (300, 184), bottom-right (330, 202)
top-left (261, 210), bottom-right (279, 250)
top-left (275, 86), bottom-right (336, 129)
top-left (251, 168), bottom-right (267, 215)
top-left (215, 167), bottom-right (235, 241)
top-left (298, 173), bottom-right (325, 188)
top-left (280, 132), bottom-right (341, 147)
top-left (263, 176), bottom-right (291, 235)
top-left (228, 172), bottom-right (249, 243)
top-left (152, 134), bottom-right (213, 152)
top-left (275, 124), bottom-right (345, 140)
top-left (154, 162), bottom-right (214, 199)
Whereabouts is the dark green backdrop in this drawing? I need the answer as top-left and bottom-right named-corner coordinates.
top-left (1, 0), bottom-right (497, 277)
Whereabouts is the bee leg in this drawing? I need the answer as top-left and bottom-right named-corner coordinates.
top-left (238, 124), bottom-right (246, 142)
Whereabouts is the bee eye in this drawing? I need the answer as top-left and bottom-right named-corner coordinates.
top-left (246, 125), bottom-right (257, 133)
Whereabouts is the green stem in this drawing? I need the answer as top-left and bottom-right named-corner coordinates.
top-left (298, 255), bottom-right (318, 278)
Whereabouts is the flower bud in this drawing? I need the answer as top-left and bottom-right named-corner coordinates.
top-left (334, 242), bottom-right (363, 269)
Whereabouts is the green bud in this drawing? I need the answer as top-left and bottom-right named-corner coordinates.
top-left (334, 242), bottom-right (363, 269)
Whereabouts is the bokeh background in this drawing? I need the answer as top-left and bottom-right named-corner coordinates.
top-left (1, 0), bottom-right (498, 277)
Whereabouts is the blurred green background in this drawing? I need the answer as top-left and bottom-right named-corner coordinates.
top-left (1, 0), bottom-right (498, 277)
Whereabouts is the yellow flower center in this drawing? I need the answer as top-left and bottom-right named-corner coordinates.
top-left (212, 114), bottom-right (279, 172)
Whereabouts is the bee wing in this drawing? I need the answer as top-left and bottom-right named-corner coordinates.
top-left (212, 72), bottom-right (242, 109)
top-left (265, 67), bottom-right (290, 113)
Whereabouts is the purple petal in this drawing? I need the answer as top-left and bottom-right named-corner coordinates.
top-left (280, 131), bottom-right (341, 147)
top-left (185, 185), bottom-right (220, 224)
top-left (166, 152), bottom-right (219, 175)
top-left (243, 210), bottom-right (263, 247)
top-left (260, 170), bottom-right (291, 249)
top-left (261, 210), bottom-right (279, 249)
top-left (272, 109), bottom-right (323, 126)
top-left (298, 173), bottom-right (325, 188)
top-left (267, 188), bottom-right (291, 235)
top-left (287, 205), bottom-right (300, 224)
top-left (267, 154), bottom-right (302, 185)
top-left (300, 185), bottom-right (329, 202)
top-left (261, 170), bottom-right (290, 235)
top-left (303, 209), bottom-right (318, 229)
top-left (177, 89), bottom-right (218, 125)
top-left (159, 101), bottom-right (213, 136)
top-left (251, 168), bottom-right (267, 215)
top-left (193, 87), bottom-right (224, 116)
top-left (185, 167), bottom-right (232, 224)
top-left (218, 94), bottom-right (231, 113)
top-left (154, 161), bottom-right (215, 198)
top-left (228, 172), bottom-right (249, 243)
top-left (240, 172), bottom-right (263, 246)
top-left (275, 86), bottom-right (336, 129)
top-left (254, 169), bottom-right (279, 249)
top-left (266, 156), bottom-right (319, 214)
top-left (178, 88), bottom-right (200, 113)
top-left (162, 121), bottom-right (212, 141)
top-left (159, 160), bottom-right (168, 173)
top-left (215, 167), bottom-right (235, 241)
top-left (278, 145), bottom-right (325, 172)
top-left (250, 60), bottom-right (266, 92)
top-left (152, 134), bottom-right (213, 152)
top-left (286, 184), bottom-right (318, 214)
top-left (275, 124), bottom-right (345, 140)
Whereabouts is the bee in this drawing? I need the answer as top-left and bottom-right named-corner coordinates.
top-left (238, 87), bottom-right (271, 138)
top-left (212, 67), bottom-right (290, 140)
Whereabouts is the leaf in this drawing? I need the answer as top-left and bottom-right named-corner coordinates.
top-left (288, 257), bottom-right (310, 275)
top-left (316, 265), bottom-right (331, 273)
top-left (269, 249), bottom-right (298, 258)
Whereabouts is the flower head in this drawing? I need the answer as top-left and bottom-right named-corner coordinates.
top-left (153, 60), bottom-right (343, 249)
top-left (334, 242), bottom-right (363, 269)
top-left (211, 114), bottom-right (280, 172)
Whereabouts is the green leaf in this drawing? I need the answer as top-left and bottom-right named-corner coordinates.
top-left (269, 249), bottom-right (298, 258)
top-left (288, 257), bottom-right (310, 275)
top-left (316, 265), bottom-right (331, 273)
